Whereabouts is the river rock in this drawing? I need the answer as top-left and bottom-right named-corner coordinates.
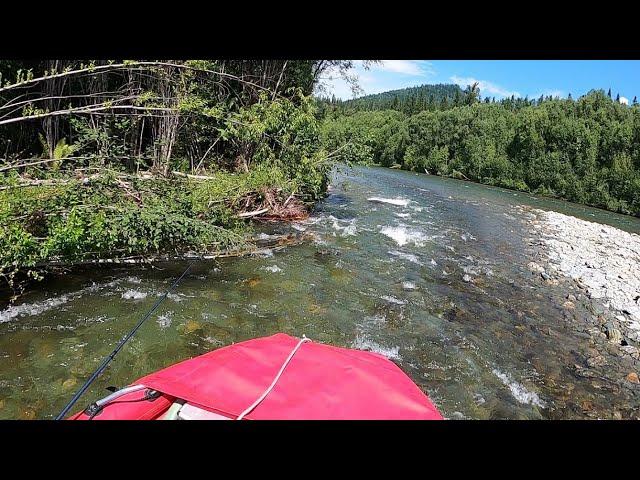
top-left (605, 323), bottom-right (623, 345)
top-left (562, 300), bottom-right (575, 310)
top-left (586, 355), bottom-right (606, 368)
top-left (462, 274), bottom-right (472, 283)
top-left (183, 319), bottom-right (202, 334)
top-left (627, 372), bottom-right (640, 384)
top-left (620, 345), bottom-right (640, 359)
top-left (566, 293), bottom-right (577, 302)
top-left (527, 262), bottom-right (545, 273)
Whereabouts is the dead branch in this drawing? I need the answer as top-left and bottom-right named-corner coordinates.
top-left (237, 208), bottom-right (270, 218)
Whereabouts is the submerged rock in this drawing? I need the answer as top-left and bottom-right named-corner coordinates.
top-left (627, 372), bottom-right (639, 384)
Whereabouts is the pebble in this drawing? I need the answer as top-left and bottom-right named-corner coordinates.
top-left (527, 262), bottom-right (545, 273)
top-left (183, 319), bottom-right (202, 334)
top-left (566, 294), bottom-right (577, 302)
top-left (562, 300), bottom-right (575, 310)
top-left (586, 355), bottom-right (606, 368)
top-left (627, 372), bottom-right (639, 384)
top-left (620, 345), bottom-right (640, 359)
top-left (462, 274), bottom-right (472, 283)
top-left (535, 210), bottom-right (640, 334)
top-left (605, 324), bottom-right (623, 345)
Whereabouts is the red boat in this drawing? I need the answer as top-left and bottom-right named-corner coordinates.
top-left (69, 333), bottom-right (443, 420)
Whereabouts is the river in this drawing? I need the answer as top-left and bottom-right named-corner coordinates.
top-left (1, 165), bottom-right (639, 419)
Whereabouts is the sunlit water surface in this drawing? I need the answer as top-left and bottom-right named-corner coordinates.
top-left (2, 166), bottom-right (640, 419)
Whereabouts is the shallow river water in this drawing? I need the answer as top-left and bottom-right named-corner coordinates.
top-left (2, 166), bottom-right (640, 419)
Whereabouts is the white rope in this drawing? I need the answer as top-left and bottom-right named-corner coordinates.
top-left (236, 335), bottom-right (311, 420)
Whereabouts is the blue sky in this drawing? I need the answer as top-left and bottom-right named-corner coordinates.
top-left (319, 60), bottom-right (640, 103)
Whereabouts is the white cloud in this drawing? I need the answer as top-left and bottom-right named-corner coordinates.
top-left (450, 75), bottom-right (520, 99)
top-left (316, 60), bottom-right (435, 99)
top-left (371, 60), bottom-right (433, 76)
top-left (619, 96), bottom-right (629, 105)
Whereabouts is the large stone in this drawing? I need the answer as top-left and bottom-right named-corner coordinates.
top-left (627, 372), bottom-right (639, 384)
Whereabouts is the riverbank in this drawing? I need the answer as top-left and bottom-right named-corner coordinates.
top-left (524, 207), bottom-right (640, 406)
top-left (0, 165), bottom-right (325, 299)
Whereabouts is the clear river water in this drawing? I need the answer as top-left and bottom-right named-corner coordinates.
top-left (2, 165), bottom-right (640, 419)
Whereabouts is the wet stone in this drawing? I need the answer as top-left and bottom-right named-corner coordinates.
top-left (627, 372), bottom-right (639, 384)
top-left (586, 355), bottom-right (606, 368)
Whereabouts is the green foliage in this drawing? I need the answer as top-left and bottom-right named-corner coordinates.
top-left (321, 89), bottom-right (640, 216)
top-left (319, 84), bottom-right (464, 115)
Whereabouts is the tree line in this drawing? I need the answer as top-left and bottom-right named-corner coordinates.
top-left (321, 88), bottom-right (640, 216)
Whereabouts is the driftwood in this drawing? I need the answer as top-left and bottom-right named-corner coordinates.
top-left (171, 170), bottom-right (218, 181)
top-left (237, 208), bottom-right (269, 218)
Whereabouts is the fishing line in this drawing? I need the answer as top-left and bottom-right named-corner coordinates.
top-left (54, 261), bottom-right (194, 420)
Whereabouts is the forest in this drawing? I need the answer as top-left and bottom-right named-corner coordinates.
top-left (318, 83), bottom-right (464, 114)
top-left (321, 84), bottom-right (640, 216)
top-left (0, 60), bottom-right (357, 293)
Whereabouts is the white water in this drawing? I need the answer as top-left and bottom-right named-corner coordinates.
top-left (381, 226), bottom-right (427, 247)
top-left (368, 197), bottom-right (410, 207)
top-left (388, 250), bottom-right (423, 265)
top-left (352, 334), bottom-right (401, 360)
top-left (121, 289), bottom-right (147, 300)
top-left (492, 368), bottom-right (546, 408)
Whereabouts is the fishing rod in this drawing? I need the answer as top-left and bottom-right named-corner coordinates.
top-left (55, 262), bottom-right (194, 420)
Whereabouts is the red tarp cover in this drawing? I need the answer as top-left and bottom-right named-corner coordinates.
top-left (138, 333), bottom-right (442, 419)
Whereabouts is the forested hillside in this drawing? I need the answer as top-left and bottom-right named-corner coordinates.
top-left (318, 83), bottom-right (465, 115)
top-left (321, 88), bottom-right (640, 216)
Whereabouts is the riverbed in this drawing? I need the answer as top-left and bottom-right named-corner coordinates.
top-left (1, 166), bottom-right (639, 419)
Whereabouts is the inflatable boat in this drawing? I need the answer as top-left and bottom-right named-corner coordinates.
top-left (68, 333), bottom-right (443, 420)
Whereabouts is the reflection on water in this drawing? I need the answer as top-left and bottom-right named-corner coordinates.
top-left (1, 166), bottom-right (640, 419)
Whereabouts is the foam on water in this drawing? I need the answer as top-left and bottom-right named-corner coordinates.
top-left (167, 292), bottom-right (183, 302)
top-left (261, 265), bottom-right (283, 273)
top-left (0, 295), bottom-right (71, 323)
top-left (328, 215), bottom-right (357, 237)
top-left (388, 250), bottom-right (423, 265)
top-left (122, 289), bottom-right (148, 300)
top-left (252, 248), bottom-right (274, 258)
top-left (0, 279), bottom-right (121, 323)
top-left (492, 369), bottom-right (546, 408)
top-left (402, 281), bottom-right (417, 290)
top-left (381, 295), bottom-right (407, 305)
top-left (156, 312), bottom-right (173, 329)
top-left (352, 334), bottom-right (401, 360)
top-left (381, 226), bottom-right (427, 247)
top-left (367, 197), bottom-right (410, 207)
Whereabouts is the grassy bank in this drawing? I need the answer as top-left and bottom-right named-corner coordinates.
top-left (0, 162), bottom-right (328, 295)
